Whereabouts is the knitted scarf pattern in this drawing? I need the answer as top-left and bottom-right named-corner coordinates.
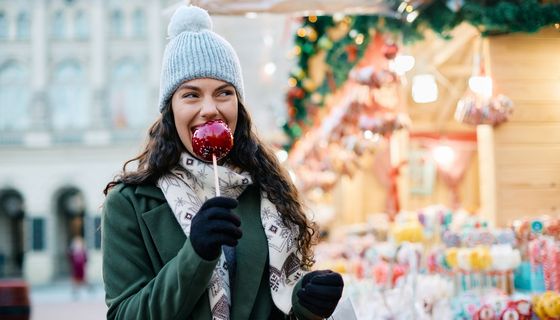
top-left (157, 153), bottom-right (304, 319)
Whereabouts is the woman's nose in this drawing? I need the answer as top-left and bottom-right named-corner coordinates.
top-left (200, 99), bottom-right (219, 118)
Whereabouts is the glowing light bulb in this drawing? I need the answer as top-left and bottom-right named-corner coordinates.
top-left (412, 74), bottom-right (438, 103)
top-left (468, 76), bottom-right (493, 98)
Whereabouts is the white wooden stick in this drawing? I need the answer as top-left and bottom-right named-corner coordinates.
top-left (212, 154), bottom-right (220, 197)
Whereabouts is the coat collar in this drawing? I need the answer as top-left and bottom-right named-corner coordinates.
top-left (139, 184), bottom-right (268, 318)
top-left (135, 184), bottom-right (166, 201)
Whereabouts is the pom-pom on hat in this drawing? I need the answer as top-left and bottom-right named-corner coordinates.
top-left (158, 5), bottom-right (244, 112)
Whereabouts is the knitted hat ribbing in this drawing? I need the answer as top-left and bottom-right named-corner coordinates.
top-left (158, 5), bottom-right (244, 112)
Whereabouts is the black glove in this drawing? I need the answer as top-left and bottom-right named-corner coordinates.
top-left (297, 270), bottom-right (344, 318)
top-left (189, 197), bottom-right (242, 261)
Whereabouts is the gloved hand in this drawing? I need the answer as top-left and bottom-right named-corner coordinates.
top-left (189, 197), bottom-right (242, 261)
top-left (297, 269), bottom-right (344, 318)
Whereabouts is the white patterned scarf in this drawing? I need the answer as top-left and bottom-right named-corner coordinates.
top-left (157, 153), bottom-right (305, 319)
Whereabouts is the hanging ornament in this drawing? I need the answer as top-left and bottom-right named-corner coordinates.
top-left (302, 78), bottom-right (317, 91)
top-left (317, 36), bottom-right (333, 50)
top-left (454, 94), bottom-right (513, 127)
top-left (286, 87), bottom-right (305, 106)
top-left (382, 42), bottom-right (399, 60)
top-left (345, 44), bottom-right (358, 62)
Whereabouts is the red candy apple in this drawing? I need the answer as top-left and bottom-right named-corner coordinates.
top-left (191, 119), bottom-right (233, 162)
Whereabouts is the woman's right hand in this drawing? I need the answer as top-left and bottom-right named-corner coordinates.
top-left (189, 196), bottom-right (242, 260)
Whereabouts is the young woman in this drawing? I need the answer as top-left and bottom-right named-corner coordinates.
top-left (102, 5), bottom-right (343, 320)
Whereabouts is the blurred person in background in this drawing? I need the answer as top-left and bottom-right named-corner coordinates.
top-left (68, 235), bottom-right (87, 298)
top-left (101, 4), bottom-right (343, 320)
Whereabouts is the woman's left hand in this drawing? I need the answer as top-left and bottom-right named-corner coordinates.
top-left (296, 269), bottom-right (344, 318)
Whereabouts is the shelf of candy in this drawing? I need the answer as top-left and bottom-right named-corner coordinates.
top-left (314, 208), bottom-right (560, 319)
top-left (512, 217), bottom-right (560, 295)
top-left (452, 289), bottom-right (532, 320)
top-left (315, 235), bottom-right (455, 319)
top-left (532, 291), bottom-right (560, 320)
top-left (437, 226), bottom-right (521, 295)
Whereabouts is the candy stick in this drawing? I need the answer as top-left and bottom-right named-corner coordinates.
top-left (212, 154), bottom-right (220, 197)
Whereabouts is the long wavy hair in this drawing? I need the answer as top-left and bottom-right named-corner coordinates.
top-left (104, 100), bottom-right (316, 269)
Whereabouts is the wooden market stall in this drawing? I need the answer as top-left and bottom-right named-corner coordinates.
top-left (482, 27), bottom-right (560, 226)
top-left (186, 0), bottom-right (560, 229)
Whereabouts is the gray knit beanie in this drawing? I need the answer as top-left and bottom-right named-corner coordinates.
top-left (158, 5), bottom-right (244, 112)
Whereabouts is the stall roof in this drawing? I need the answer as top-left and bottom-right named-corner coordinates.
top-left (185, 0), bottom-right (394, 16)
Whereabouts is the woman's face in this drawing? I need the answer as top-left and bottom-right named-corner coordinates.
top-left (171, 78), bottom-right (238, 161)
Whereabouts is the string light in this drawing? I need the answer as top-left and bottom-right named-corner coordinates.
top-left (406, 11), bottom-right (419, 23)
top-left (432, 145), bottom-right (456, 170)
top-left (355, 34), bottom-right (364, 45)
top-left (390, 54), bottom-right (415, 75)
top-left (306, 27), bottom-right (317, 41)
top-left (288, 77), bottom-right (297, 87)
top-left (468, 75), bottom-right (493, 99)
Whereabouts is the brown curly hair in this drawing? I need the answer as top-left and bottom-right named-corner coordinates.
top-left (104, 100), bottom-right (316, 269)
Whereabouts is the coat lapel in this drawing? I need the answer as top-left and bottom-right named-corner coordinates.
top-left (230, 186), bottom-right (268, 320)
top-left (136, 184), bottom-right (268, 319)
top-left (138, 186), bottom-right (186, 265)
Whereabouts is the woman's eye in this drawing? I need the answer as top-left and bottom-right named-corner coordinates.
top-left (182, 92), bottom-right (198, 99)
top-left (218, 90), bottom-right (233, 97)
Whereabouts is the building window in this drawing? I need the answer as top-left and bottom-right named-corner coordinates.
top-left (75, 10), bottom-right (89, 40)
top-left (0, 62), bottom-right (30, 130)
top-left (110, 60), bottom-right (148, 128)
top-left (132, 9), bottom-right (145, 38)
top-left (93, 216), bottom-right (101, 250)
top-left (50, 61), bottom-right (90, 130)
top-left (31, 217), bottom-right (46, 251)
top-left (16, 12), bottom-right (30, 40)
top-left (110, 10), bottom-right (124, 38)
top-left (0, 12), bottom-right (8, 40)
top-left (51, 10), bottom-right (65, 39)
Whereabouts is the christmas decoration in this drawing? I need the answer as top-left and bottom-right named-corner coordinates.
top-left (283, 0), bottom-right (560, 148)
top-left (454, 94), bottom-right (513, 127)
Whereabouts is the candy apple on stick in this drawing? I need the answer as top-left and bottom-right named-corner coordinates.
top-left (192, 119), bottom-right (233, 196)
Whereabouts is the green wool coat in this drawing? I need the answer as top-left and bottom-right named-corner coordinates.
top-left (102, 183), bottom-right (320, 320)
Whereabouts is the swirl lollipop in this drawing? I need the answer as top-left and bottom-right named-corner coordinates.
top-left (192, 119), bottom-right (234, 196)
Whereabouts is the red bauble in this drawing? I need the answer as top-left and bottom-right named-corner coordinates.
top-left (191, 119), bottom-right (233, 162)
top-left (382, 43), bottom-right (399, 60)
top-left (346, 44), bottom-right (358, 62)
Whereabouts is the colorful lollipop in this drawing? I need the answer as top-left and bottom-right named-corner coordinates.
top-left (191, 119), bottom-right (234, 196)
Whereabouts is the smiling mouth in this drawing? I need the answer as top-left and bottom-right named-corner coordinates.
top-left (191, 120), bottom-right (228, 133)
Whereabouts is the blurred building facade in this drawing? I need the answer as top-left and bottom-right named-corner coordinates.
top-left (0, 0), bottom-right (168, 285)
top-left (0, 0), bottom-right (292, 285)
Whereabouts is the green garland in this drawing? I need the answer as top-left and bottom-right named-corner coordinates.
top-left (282, 0), bottom-right (560, 149)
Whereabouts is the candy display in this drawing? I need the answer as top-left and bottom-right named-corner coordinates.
top-left (532, 291), bottom-right (560, 320)
top-left (314, 207), bottom-right (560, 319)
